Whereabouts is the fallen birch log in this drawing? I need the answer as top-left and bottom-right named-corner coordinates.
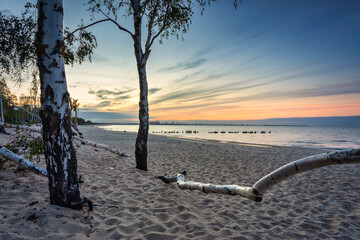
top-left (158, 149), bottom-right (360, 202)
top-left (0, 145), bottom-right (47, 176)
top-left (0, 122), bottom-right (129, 157)
top-left (73, 136), bottom-right (129, 157)
top-left (0, 122), bottom-right (42, 133)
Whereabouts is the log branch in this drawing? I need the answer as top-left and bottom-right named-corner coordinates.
top-left (0, 145), bottom-right (47, 176)
top-left (73, 136), bottom-right (129, 157)
top-left (0, 123), bottom-right (129, 157)
top-left (158, 149), bottom-right (360, 202)
top-left (252, 148), bottom-right (360, 195)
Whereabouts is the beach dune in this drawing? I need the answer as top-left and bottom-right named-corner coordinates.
top-left (0, 125), bottom-right (359, 239)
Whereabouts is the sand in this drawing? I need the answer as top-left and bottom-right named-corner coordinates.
top-left (0, 125), bottom-right (359, 239)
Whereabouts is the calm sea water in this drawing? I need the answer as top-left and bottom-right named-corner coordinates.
top-left (97, 125), bottom-right (360, 150)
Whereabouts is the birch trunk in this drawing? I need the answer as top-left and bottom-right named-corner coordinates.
top-left (133, 1), bottom-right (149, 171)
top-left (159, 149), bottom-right (360, 202)
top-left (0, 91), bottom-right (4, 123)
top-left (73, 136), bottom-right (129, 157)
top-left (0, 91), bottom-right (5, 134)
top-left (252, 148), bottom-right (360, 195)
top-left (0, 146), bottom-right (47, 176)
top-left (37, 0), bottom-right (82, 209)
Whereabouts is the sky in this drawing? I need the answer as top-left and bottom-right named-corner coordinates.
top-left (2, 0), bottom-right (360, 123)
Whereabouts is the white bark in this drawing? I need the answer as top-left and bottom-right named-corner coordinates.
top-left (73, 136), bottom-right (129, 157)
top-left (0, 91), bottom-right (4, 123)
top-left (252, 148), bottom-right (360, 195)
top-left (0, 146), bottom-right (47, 176)
top-left (175, 172), bottom-right (261, 201)
top-left (0, 122), bottom-right (129, 157)
top-left (159, 149), bottom-right (360, 202)
top-left (0, 122), bottom-right (42, 133)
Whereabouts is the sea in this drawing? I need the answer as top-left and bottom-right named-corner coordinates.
top-left (96, 125), bottom-right (360, 150)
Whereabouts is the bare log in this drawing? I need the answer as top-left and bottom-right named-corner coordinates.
top-left (252, 148), bottom-right (360, 195)
top-left (0, 122), bottom-right (42, 133)
top-left (0, 146), bottom-right (47, 176)
top-left (159, 149), bottom-right (360, 202)
top-left (0, 122), bottom-right (129, 157)
top-left (73, 136), bottom-right (129, 157)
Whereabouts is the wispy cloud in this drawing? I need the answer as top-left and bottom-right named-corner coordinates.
top-left (79, 111), bottom-right (137, 121)
top-left (158, 58), bottom-right (207, 72)
top-left (92, 54), bottom-right (110, 62)
top-left (88, 88), bottom-right (136, 100)
top-left (149, 88), bottom-right (161, 94)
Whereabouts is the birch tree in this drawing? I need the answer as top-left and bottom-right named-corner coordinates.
top-left (1, 2), bottom-right (98, 208)
top-left (86, 0), bottom-right (240, 171)
top-left (36, 0), bottom-right (83, 209)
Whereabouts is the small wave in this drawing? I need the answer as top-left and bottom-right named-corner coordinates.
top-left (292, 141), bottom-right (321, 144)
top-left (334, 140), bottom-right (348, 143)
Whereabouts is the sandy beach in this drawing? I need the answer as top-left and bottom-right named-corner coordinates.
top-left (0, 125), bottom-right (359, 239)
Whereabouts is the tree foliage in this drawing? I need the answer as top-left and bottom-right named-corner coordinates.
top-left (0, 3), bottom-right (98, 84)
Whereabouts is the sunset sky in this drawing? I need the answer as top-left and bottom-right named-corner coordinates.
top-left (2, 0), bottom-right (360, 122)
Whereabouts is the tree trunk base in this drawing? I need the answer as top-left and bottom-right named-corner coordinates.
top-left (0, 126), bottom-right (8, 134)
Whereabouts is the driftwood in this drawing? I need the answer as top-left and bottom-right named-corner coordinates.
top-left (73, 136), bottom-right (129, 157)
top-left (158, 149), bottom-right (360, 202)
top-left (0, 122), bottom-right (129, 157)
top-left (0, 145), bottom-right (47, 176)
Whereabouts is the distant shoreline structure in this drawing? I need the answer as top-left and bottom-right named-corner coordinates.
top-left (79, 115), bottom-right (360, 127)
top-left (93, 122), bottom-right (309, 127)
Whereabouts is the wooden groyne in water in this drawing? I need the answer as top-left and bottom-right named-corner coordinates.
top-left (151, 130), bottom-right (271, 134)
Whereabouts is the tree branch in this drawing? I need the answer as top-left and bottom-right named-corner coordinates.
top-left (0, 122), bottom-right (130, 157)
top-left (65, 19), bottom-right (113, 40)
top-left (145, 0), bottom-right (161, 50)
top-left (144, 2), bottom-right (171, 56)
top-left (98, 9), bottom-right (134, 38)
top-left (0, 145), bottom-right (47, 176)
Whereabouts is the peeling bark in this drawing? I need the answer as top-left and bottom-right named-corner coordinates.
top-left (159, 149), bottom-right (360, 202)
top-left (37, 0), bottom-right (82, 209)
top-left (0, 146), bottom-right (47, 176)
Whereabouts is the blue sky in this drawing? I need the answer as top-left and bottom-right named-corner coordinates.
top-left (2, 0), bottom-right (360, 122)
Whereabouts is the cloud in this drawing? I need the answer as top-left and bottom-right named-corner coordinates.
top-left (149, 88), bottom-right (161, 94)
top-left (88, 88), bottom-right (136, 100)
top-left (158, 58), bottom-right (207, 72)
top-left (92, 54), bottom-right (110, 62)
top-left (78, 111), bottom-right (137, 122)
top-left (114, 95), bottom-right (131, 100)
top-left (94, 101), bottom-right (112, 108)
top-left (69, 81), bottom-right (95, 88)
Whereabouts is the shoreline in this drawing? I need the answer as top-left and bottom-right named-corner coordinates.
top-left (95, 125), bottom-right (339, 152)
